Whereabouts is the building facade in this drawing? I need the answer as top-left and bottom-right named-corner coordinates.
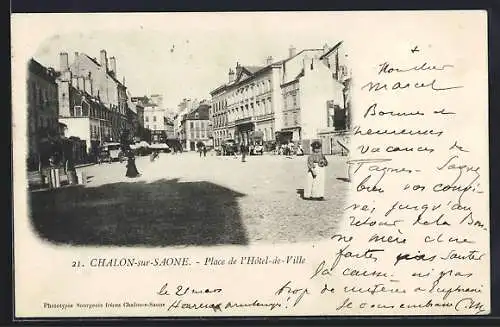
top-left (279, 44), bottom-right (345, 153)
top-left (317, 41), bottom-right (352, 155)
top-left (27, 59), bottom-right (60, 169)
top-left (210, 43), bottom-right (350, 154)
top-left (174, 98), bottom-right (200, 140)
top-left (179, 103), bottom-right (211, 151)
top-left (143, 102), bottom-right (167, 143)
top-left (57, 52), bottom-right (117, 155)
top-left (210, 58), bottom-right (283, 149)
top-left (58, 50), bottom-right (129, 149)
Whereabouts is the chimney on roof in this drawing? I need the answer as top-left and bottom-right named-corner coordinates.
top-left (266, 56), bottom-right (273, 65)
top-left (100, 49), bottom-right (108, 70)
top-left (85, 76), bottom-right (93, 96)
top-left (228, 68), bottom-right (235, 83)
top-left (289, 45), bottom-right (296, 58)
top-left (59, 52), bottom-right (69, 72)
top-left (235, 62), bottom-right (242, 76)
top-left (109, 56), bottom-right (116, 76)
top-left (323, 43), bottom-right (329, 54)
top-left (77, 76), bottom-right (84, 91)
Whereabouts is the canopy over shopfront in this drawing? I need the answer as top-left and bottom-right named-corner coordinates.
top-left (276, 127), bottom-right (301, 144)
top-left (249, 130), bottom-right (264, 144)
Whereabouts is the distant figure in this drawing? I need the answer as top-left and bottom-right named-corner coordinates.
top-left (65, 157), bottom-right (78, 185)
top-left (304, 140), bottom-right (328, 200)
top-left (240, 143), bottom-right (248, 162)
top-left (203, 145), bottom-right (207, 157)
top-left (198, 144), bottom-right (204, 157)
top-left (296, 144), bottom-right (304, 156)
top-left (125, 151), bottom-right (141, 178)
top-left (150, 150), bottom-right (159, 162)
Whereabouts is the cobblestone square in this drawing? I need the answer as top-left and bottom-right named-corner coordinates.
top-left (29, 152), bottom-right (349, 246)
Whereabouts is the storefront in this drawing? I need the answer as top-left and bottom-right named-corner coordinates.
top-left (317, 128), bottom-right (350, 156)
top-left (277, 127), bottom-right (301, 145)
top-left (249, 130), bottom-right (264, 145)
top-left (235, 119), bottom-right (254, 145)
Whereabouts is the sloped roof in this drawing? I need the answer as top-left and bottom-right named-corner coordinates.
top-left (243, 66), bottom-right (265, 74)
top-left (82, 54), bottom-right (126, 88)
top-left (319, 41), bottom-right (343, 60)
top-left (29, 58), bottom-right (57, 83)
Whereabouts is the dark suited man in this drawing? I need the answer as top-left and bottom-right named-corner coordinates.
top-left (240, 143), bottom-right (248, 162)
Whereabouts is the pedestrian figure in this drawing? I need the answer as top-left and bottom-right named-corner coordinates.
top-left (232, 144), bottom-right (238, 159)
top-left (65, 157), bottom-right (78, 185)
top-left (296, 144), bottom-right (304, 156)
top-left (125, 150), bottom-right (141, 178)
top-left (240, 143), bottom-right (248, 162)
top-left (48, 154), bottom-right (61, 188)
top-left (150, 150), bottom-right (159, 162)
top-left (304, 140), bottom-right (328, 200)
top-left (203, 145), bottom-right (207, 157)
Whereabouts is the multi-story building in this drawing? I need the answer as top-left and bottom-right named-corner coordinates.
top-left (57, 50), bottom-right (129, 149)
top-left (56, 51), bottom-right (118, 155)
top-left (142, 101), bottom-right (168, 144)
top-left (129, 96), bottom-right (151, 143)
top-left (179, 103), bottom-right (211, 151)
top-left (27, 59), bottom-right (60, 169)
top-left (280, 43), bottom-right (346, 153)
top-left (210, 56), bottom-right (284, 149)
top-left (210, 43), bottom-right (350, 154)
top-left (319, 41), bottom-right (351, 129)
top-left (316, 41), bottom-right (352, 154)
top-left (127, 97), bottom-right (149, 142)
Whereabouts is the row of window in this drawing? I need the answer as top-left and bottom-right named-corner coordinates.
top-left (212, 97), bottom-right (274, 128)
top-left (90, 125), bottom-right (110, 140)
top-left (28, 81), bottom-right (57, 109)
top-left (145, 115), bottom-right (159, 122)
top-left (71, 105), bottom-right (118, 123)
top-left (145, 124), bottom-right (162, 130)
top-left (212, 79), bottom-right (273, 116)
top-left (188, 130), bottom-right (209, 140)
top-left (283, 111), bottom-right (300, 127)
top-left (212, 98), bottom-right (227, 114)
top-left (30, 116), bottom-right (58, 133)
top-left (283, 93), bottom-right (299, 110)
top-left (212, 113), bottom-right (228, 128)
top-left (188, 120), bottom-right (209, 130)
top-left (227, 97), bottom-right (273, 122)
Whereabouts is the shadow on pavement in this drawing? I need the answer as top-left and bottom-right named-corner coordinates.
top-left (28, 178), bottom-right (248, 247)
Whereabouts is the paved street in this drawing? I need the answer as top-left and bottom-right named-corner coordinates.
top-left (29, 152), bottom-right (349, 247)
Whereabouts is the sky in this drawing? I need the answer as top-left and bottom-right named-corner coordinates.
top-left (31, 13), bottom-right (344, 109)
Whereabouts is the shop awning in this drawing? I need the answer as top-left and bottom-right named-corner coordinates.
top-left (278, 127), bottom-right (301, 132)
top-left (250, 131), bottom-right (264, 138)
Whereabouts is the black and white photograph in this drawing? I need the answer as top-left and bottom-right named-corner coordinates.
top-left (25, 24), bottom-right (352, 247)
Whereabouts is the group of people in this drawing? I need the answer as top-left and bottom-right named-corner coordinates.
top-left (123, 139), bottom-right (329, 201)
top-left (198, 144), bottom-right (208, 157)
top-left (276, 143), bottom-right (304, 156)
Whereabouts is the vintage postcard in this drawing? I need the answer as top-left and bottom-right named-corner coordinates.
top-left (11, 11), bottom-right (489, 318)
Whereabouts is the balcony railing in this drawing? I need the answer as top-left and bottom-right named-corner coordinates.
top-left (254, 113), bottom-right (274, 122)
top-left (235, 116), bottom-right (253, 125)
